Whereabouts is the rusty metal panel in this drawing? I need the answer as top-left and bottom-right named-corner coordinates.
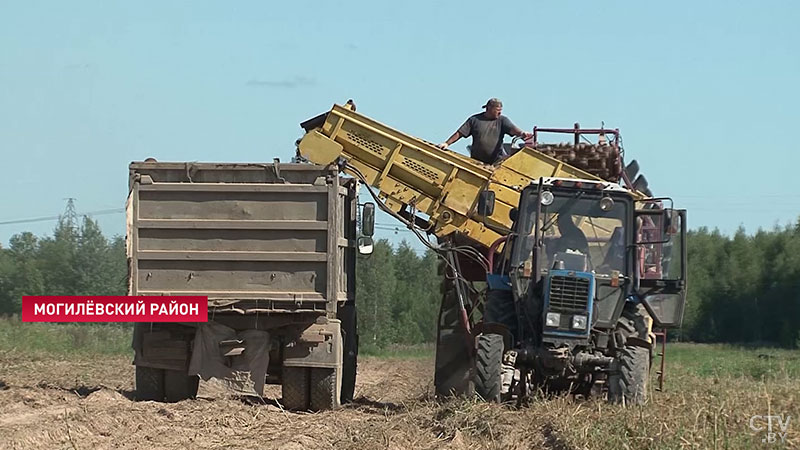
top-left (137, 190), bottom-right (328, 222)
top-left (127, 162), bottom-right (356, 312)
top-left (138, 229), bottom-right (325, 253)
top-left (136, 260), bottom-right (327, 294)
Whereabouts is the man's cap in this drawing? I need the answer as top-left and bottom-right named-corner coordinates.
top-left (482, 98), bottom-right (503, 108)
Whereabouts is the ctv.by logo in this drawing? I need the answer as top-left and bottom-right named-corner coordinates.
top-left (750, 414), bottom-right (791, 444)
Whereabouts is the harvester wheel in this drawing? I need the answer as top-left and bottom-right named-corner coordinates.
top-left (473, 333), bottom-right (504, 402)
top-left (135, 365), bottom-right (165, 401)
top-left (281, 367), bottom-right (310, 411)
top-left (163, 369), bottom-right (199, 402)
top-left (310, 367), bottom-right (340, 411)
top-left (608, 345), bottom-right (650, 405)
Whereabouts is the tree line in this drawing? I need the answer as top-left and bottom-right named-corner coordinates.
top-left (1, 217), bottom-right (799, 348)
top-left (683, 226), bottom-right (800, 347)
top-left (0, 217), bottom-right (126, 315)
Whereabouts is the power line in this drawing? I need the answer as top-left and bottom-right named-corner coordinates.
top-left (1, 211), bottom-right (408, 228)
top-left (0, 208), bottom-right (125, 226)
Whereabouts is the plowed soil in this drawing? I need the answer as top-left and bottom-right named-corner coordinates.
top-left (0, 351), bottom-right (549, 449)
top-left (1, 348), bottom-right (798, 449)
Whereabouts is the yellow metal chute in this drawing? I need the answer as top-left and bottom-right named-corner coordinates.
top-left (298, 103), bottom-right (641, 249)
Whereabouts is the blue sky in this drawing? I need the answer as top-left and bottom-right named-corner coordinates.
top-left (1, 1), bottom-right (799, 252)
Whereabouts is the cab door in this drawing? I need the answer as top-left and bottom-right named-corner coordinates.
top-left (635, 208), bottom-right (687, 328)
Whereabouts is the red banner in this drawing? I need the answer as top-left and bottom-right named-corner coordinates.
top-left (21, 296), bottom-right (208, 322)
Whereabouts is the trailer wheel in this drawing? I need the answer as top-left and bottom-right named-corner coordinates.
top-left (164, 369), bottom-right (199, 402)
top-left (473, 333), bottom-right (504, 402)
top-left (281, 367), bottom-right (310, 411)
top-left (135, 365), bottom-right (165, 401)
top-left (310, 367), bottom-right (340, 411)
top-left (608, 345), bottom-right (650, 405)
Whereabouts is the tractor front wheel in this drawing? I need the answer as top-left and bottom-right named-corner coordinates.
top-left (473, 333), bottom-right (504, 402)
top-left (608, 345), bottom-right (650, 405)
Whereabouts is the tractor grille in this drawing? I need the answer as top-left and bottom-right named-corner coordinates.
top-left (548, 275), bottom-right (590, 312)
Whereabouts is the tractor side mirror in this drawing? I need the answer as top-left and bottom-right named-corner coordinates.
top-left (478, 190), bottom-right (496, 217)
top-left (361, 202), bottom-right (375, 237)
top-left (357, 236), bottom-right (374, 255)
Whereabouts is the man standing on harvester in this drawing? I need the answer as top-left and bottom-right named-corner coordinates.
top-left (438, 98), bottom-right (533, 164)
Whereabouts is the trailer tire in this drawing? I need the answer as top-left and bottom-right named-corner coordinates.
top-left (282, 367), bottom-right (310, 411)
top-left (473, 333), bottom-right (504, 402)
top-left (135, 365), bottom-right (165, 401)
top-left (608, 345), bottom-right (650, 406)
top-left (164, 369), bottom-right (199, 402)
top-left (310, 368), bottom-right (340, 411)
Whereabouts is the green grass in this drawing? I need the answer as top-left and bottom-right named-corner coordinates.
top-left (359, 342), bottom-right (435, 359)
top-left (0, 317), bottom-right (438, 359)
top-left (667, 342), bottom-right (800, 380)
top-left (0, 316), bottom-right (132, 356)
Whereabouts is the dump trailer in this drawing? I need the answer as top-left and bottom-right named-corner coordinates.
top-left (297, 103), bottom-right (687, 404)
top-left (127, 161), bottom-right (374, 410)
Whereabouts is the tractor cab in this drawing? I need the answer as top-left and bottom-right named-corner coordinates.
top-left (477, 177), bottom-right (687, 402)
top-left (508, 178), bottom-right (637, 345)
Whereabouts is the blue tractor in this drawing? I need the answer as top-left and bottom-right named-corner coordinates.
top-left (468, 177), bottom-right (687, 405)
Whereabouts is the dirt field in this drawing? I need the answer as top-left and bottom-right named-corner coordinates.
top-left (0, 347), bottom-right (798, 449)
top-left (0, 352), bottom-right (462, 450)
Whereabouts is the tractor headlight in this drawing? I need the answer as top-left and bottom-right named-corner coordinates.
top-left (571, 315), bottom-right (588, 330)
top-left (540, 190), bottom-right (554, 206)
top-left (545, 312), bottom-right (561, 327)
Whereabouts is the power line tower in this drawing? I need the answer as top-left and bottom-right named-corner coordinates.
top-left (60, 197), bottom-right (79, 236)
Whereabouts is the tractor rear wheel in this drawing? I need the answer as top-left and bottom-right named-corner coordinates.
top-left (434, 278), bottom-right (472, 397)
top-left (339, 305), bottom-right (358, 404)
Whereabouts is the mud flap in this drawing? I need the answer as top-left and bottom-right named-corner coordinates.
top-left (187, 322), bottom-right (271, 396)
